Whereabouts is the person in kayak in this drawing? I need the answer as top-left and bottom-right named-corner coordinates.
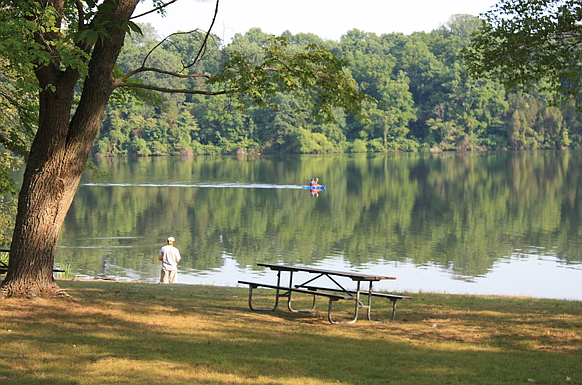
top-left (310, 178), bottom-right (322, 197)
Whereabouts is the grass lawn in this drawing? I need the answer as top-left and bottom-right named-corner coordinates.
top-left (0, 279), bottom-right (581, 384)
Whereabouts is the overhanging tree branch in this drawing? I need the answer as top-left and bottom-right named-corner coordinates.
top-left (137, 0), bottom-right (220, 74)
top-left (118, 66), bottom-right (213, 81)
top-left (115, 81), bottom-right (239, 95)
top-left (130, 0), bottom-right (180, 20)
top-left (189, 0), bottom-right (220, 68)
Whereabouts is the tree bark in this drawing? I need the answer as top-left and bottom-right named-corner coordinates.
top-left (1, 0), bottom-right (139, 298)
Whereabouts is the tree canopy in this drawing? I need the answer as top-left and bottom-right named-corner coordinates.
top-left (464, 0), bottom-right (582, 103)
top-left (94, 15), bottom-right (582, 156)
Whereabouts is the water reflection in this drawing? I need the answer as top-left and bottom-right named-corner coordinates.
top-left (57, 151), bottom-right (582, 300)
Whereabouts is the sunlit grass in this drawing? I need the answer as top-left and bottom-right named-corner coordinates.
top-left (0, 280), bottom-right (580, 384)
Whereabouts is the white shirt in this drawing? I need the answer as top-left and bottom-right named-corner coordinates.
top-left (159, 244), bottom-right (181, 271)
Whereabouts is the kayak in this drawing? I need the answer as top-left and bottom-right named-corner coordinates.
top-left (302, 185), bottom-right (326, 190)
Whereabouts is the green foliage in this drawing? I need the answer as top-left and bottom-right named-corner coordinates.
top-left (283, 127), bottom-right (336, 153)
top-left (6, 2), bottom-right (582, 162)
top-left (94, 16), bottom-right (582, 156)
top-left (464, 0), bottom-right (582, 104)
top-left (0, 52), bottom-right (33, 247)
top-left (348, 139), bottom-right (369, 153)
top-left (212, 35), bottom-right (368, 120)
top-left (0, 1), bottom-right (92, 81)
top-left (0, 191), bottom-right (17, 247)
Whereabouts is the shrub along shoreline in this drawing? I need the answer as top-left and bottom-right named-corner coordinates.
top-left (1, 279), bottom-right (580, 385)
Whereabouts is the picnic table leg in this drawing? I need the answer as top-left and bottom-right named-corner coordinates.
top-left (388, 299), bottom-right (399, 322)
top-left (364, 282), bottom-right (400, 323)
top-left (369, 297), bottom-right (400, 323)
top-left (285, 270), bottom-right (318, 313)
top-left (246, 270), bottom-right (285, 311)
top-left (364, 282), bottom-right (384, 323)
top-left (287, 294), bottom-right (317, 313)
top-left (246, 284), bottom-right (279, 311)
top-left (327, 297), bottom-right (358, 324)
top-left (327, 282), bottom-right (362, 324)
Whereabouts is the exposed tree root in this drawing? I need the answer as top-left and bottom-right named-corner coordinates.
top-left (0, 279), bottom-right (76, 301)
top-left (55, 288), bottom-right (78, 302)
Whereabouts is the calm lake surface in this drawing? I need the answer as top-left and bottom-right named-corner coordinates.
top-left (56, 151), bottom-right (582, 301)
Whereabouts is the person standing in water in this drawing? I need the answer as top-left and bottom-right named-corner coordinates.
top-left (158, 236), bottom-right (181, 284)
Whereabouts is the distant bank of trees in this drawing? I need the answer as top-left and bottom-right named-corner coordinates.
top-left (96, 14), bottom-right (582, 157)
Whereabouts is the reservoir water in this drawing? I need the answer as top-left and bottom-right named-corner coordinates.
top-left (57, 151), bottom-right (582, 300)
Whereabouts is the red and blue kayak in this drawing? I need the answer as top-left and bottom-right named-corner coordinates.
top-left (302, 185), bottom-right (326, 190)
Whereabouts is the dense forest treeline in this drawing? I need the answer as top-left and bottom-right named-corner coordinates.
top-left (97, 14), bottom-right (582, 156)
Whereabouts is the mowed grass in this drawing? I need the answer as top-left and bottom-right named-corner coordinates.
top-left (0, 279), bottom-right (581, 385)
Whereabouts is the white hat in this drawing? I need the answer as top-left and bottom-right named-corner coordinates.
top-left (167, 237), bottom-right (175, 242)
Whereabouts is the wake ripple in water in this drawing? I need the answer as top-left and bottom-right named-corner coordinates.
top-left (82, 182), bottom-right (304, 189)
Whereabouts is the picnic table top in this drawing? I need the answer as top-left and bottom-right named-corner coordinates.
top-left (257, 263), bottom-right (396, 281)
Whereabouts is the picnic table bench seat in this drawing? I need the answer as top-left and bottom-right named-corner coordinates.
top-left (296, 285), bottom-right (412, 322)
top-left (1, 249), bottom-right (65, 276)
top-left (297, 285), bottom-right (412, 301)
top-left (238, 280), bottom-right (352, 301)
top-left (0, 265), bottom-right (65, 276)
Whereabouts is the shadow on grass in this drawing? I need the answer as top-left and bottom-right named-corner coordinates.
top-left (0, 280), bottom-right (580, 385)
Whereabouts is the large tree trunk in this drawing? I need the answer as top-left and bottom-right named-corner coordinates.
top-left (0, 0), bottom-right (139, 298)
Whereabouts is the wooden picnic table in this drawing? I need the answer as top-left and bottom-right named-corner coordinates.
top-left (238, 263), bottom-right (411, 324)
